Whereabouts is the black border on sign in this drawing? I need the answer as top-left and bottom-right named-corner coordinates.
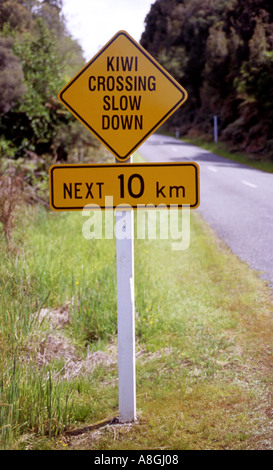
top-left (58, 31), bottom-right (187, 161)
top-left (49, 163), bottom-right (199, 210)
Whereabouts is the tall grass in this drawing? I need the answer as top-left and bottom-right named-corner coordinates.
top-left (0, 203), bottom-right (181, 447)
top-left (0, 363), bottom-right (75, 447)
top-left (1, 200), bottom-right (272, 449)
top-left (70, 265), bottom-right (117, 343)
top-left (0, 205), bottom-right (118, 448)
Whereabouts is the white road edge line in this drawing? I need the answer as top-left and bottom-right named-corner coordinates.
top-left (207, 166), bottom-right (218, 172)
top-left (242, 180), bottom-right (257, 188)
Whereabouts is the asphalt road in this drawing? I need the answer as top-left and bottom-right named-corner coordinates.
top-left (138, 133), bottom-right (273, 288)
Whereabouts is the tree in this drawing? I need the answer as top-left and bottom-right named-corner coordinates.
top-left (0, 37), bottom-right (26, 114)
top-left (141, 0), bottom-right (231, 128)
top-left (0, 0), bottom-right (36, 33)
top-left (1, 18), bottom-right (65, 155)
top-left (0, 0), bottom-right (90, 160)
top-left (141, 0), bottom-right (273, 157)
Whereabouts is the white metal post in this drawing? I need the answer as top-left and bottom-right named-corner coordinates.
top-left (115, 157), bottom-right (136, 423)
top-left (214, 115), bottom-right (218, 143)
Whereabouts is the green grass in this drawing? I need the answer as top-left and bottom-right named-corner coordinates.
top-left (0, 174), bottom-right (273, 449)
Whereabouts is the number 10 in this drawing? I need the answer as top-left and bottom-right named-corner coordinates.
top-left (118, 174), bottom-right (145, 198)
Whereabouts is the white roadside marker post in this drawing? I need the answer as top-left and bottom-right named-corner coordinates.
top-left (214, 115), bottom-right (218, 143)
top-left (115, 156), bottom-right (136, 423)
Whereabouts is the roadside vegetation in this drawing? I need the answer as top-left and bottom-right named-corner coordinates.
top-left (0, 152), bottom-right (273, 449)
top-left (0, 0), bottom-right (273, 451)
top-left (141, 0), bottom-right (273, 161)
top-left (0, 0), bottom-right (94, 162)
top-left (181, 137), bottom-right (273, 174)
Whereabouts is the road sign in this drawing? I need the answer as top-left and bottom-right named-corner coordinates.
top-left (49, 162), bottom-right (199, 211)
top-left (58, 31), bottom-right (187, 161)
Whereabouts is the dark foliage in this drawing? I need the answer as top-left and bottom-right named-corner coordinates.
top-left (141, 0), bottom-right (273, 158)
top-left (0, 0), bottom-right (97, 161)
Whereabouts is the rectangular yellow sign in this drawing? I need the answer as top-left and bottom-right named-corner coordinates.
top-left (49, 162), bottom-right (199, 210)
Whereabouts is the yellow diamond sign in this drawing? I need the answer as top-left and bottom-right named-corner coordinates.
top-left (58, 31), bottom-right (187, 161)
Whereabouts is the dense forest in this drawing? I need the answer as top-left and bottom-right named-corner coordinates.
top-left (0, 0), bottom-right (103, 166)
top-left (1, 0), bottom-right (272, 169)
top-left (141, 0), bottom-right (273, 159)
top-left (0, 1), bottom-right (111, 245)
